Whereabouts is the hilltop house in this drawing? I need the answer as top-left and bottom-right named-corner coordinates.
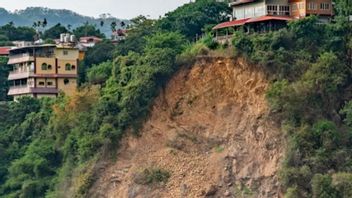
top-left (79, 36), bottom-right (103, 48)
top-left (213, 0), bottom-right (333, 42)
top-left (7, 34), bottom-right (84, 100)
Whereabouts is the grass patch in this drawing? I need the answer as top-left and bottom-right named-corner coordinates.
top-left (134, 168), bottom-right (171, 185)
top-left (214, 145), bottom-right (224, 153)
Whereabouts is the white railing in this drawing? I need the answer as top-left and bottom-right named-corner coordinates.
top-left (8, 71), bottom-right (34, 80)
top-left (8, 54), bottom-right (34, 64)
top-left (8, 85), bottom-right (31, 95)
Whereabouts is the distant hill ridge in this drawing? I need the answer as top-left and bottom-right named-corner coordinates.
top-left (0, 7), bottom-right (129, 36)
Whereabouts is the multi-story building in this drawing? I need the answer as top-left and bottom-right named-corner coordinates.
top-left (290, 0), bottom-right (333, 20)
top-left (7, 43), bottom-right (81, 100)
top-left (213, 0), bottom-right (333, 41)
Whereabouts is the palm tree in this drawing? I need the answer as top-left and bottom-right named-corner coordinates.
top-left (67, 24), bottom-right (72, 31)
top-left (42, 18), bottom-right (47, 28)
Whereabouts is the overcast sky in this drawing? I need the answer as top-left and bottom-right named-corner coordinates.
top-left (0, 0), bottom-right (191, 19)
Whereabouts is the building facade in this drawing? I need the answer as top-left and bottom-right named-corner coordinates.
top-left (290, 0), bottom-right (333, 20)
top-left (7, 44), bottom-right (81, 100)
top-left (213, 0), bottom-right (333, 41)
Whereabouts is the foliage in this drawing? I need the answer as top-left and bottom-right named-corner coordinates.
top-left (0, 23), bottom-right (36, 41)
top-left (157, 0), bottom-right (230, 40)
top-left (0, 57), bottom-right (10, 101)
top-left (231, 14), bottom-right (352, 198)
top-left (43, 23), bottom-right (69, 39)
top-left (114, 16), bottom-right (156, 56)
top-left (134, 168), bottom-right (170, 185)
top-left (73, 24), bottom-right (105, 39)
top-left (79, 40), bottom-right (115, 84)
top-left (87, 61), bottom-right (113, 85)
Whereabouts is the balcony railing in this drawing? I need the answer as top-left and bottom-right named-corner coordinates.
top-left (8, 85), bottom-right (58, 96)
top-left (8, 53), bottom-right (34, 64)
top-left (8, 70), bottom-right (34, 80)
top-left (8, 85), bottom-right (31, 95)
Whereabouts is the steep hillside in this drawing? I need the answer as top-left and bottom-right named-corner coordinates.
top-left (89, 57), bottom-right (284, 198)
top-left (0, 7), bottom-right (128, 36)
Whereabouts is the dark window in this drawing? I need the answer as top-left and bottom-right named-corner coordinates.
top-left (48, 65), bottom-right (52, 70)
top-left (63, 50), bottom-right (68, 55)
top-left (39, 81), bottom-right (45, 86)
top-left (47, 81), bottom-right (53, 86)
top-left (41, 63), bottom-right (48, 70)
top-left (71, 65), bottom-right (76, 70)
top-left (65, 63), bottom-right (71, 71)
top-left (64, 79), bottom-right (69, 85)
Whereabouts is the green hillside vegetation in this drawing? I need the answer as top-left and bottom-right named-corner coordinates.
top-left (0, 0), bottom-right (351, 197)
top-left (231, 6), bottom-right (352, 198)
top-left (0, 0), bottom-right (229, 197)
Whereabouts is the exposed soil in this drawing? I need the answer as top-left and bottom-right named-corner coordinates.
top-left (89, 57), bottom-right (284, 198)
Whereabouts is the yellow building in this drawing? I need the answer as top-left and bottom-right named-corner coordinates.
top-left (7, 44), bottom-right (83, 100)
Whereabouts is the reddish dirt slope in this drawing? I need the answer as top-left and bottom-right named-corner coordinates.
top-left (89, 57), bottom-right (284, 198)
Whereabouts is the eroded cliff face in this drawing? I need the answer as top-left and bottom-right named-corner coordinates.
top-left (89, 57), bottom-right (284, 198)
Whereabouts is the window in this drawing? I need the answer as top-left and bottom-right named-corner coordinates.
top-left (41, 63), bottom-right (48, 70)
top-left (39, 81), bottom-right (45, 86)
top-left (65, 63), bottom-right (71, 71)
top-left (63, 50), bottom-right (68, 55)
top-left (320, 3), bottom-right (330, 10)
top-left (267, 5), bottom-right (278, 14)
top-left (64, 79), bottom-right (69, 85)
top-left (71, 65), bottom-right (76, 70)
top-left (48, 65), bottom-right (52, 70)
top-left (279, 5), bottom-right (290, 15)
top-left (308, 2), bottom-right (317, 10)
top-left (47, 81), bottom-right (53, 86)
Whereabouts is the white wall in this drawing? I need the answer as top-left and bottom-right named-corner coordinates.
top-left (233, 1), bottom-right (266, 19)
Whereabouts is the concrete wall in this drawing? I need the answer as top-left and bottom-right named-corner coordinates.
top-left (57, 78), bottom-right (77, 96)
top-left (36, 78), bottom-right (56, 88)
top-left (57, 59), bottom-right (78, 75)
top-left (55, 48), bottom-right (79, 60)
top-left (35, 58), bottom-right (56, 75)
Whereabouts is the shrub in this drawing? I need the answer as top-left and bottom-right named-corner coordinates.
top-left (134, 168), bottom-right (170, 185)
top-left (311, 174), bottom-right (339, 198)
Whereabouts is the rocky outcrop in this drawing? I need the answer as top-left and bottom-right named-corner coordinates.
top-left (89, 57), bottom-right (284, 198)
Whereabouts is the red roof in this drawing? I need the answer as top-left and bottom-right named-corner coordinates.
top-left (246, 15), bottom-right (293, 23)
top-left (213, 15), bottom-right (293, 30)
top-left (79, 36), bottom-right (103, 43)
top-left (212, 18), bottom-right (250, 30)
top-left (0, 47), bottom-right (10, 55)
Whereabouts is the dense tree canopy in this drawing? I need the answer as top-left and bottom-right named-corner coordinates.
top-left (73, 24), bottom-right (105, 39)
top-left (157, 0), bottom-right (230, 40)
top-left (43, 23), bottom-right (69, 39)
top-left (0, 23), bottom-right (36, 41)
top-left (231, 15), bottom-right (352, 197)
top-left (0, 57), bottom-right (10, 101)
